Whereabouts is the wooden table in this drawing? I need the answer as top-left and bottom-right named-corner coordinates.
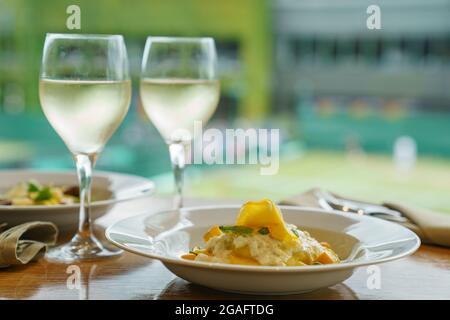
top-left (0, 197), bottom-right (449, 300)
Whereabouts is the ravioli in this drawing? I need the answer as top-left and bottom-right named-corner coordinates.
top-left (235, 199), bottom-right (297, 242)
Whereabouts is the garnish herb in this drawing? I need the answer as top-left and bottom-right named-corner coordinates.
top-left (34, 187), bottom-right (53, 201)
top-left (257, 227), bottom-right (270, 235)
top-left (27, 181), bottom-right (40, 193)
top-left (219, 225), bottom-right (253, 235)
top-left (291, 228), bottom-right (300, 238)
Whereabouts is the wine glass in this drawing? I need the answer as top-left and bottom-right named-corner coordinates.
top-left (39, 33), bottom-right (131, 262)
top-left (140, 37), bottom-right (220, 209)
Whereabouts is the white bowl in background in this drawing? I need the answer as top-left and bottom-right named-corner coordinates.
top-left (0, 170), bottom-right (155, 231)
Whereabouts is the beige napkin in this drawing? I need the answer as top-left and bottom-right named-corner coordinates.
top-left (0, 222), bottom-right (58, 268)
top-left (281, 188), bottom-right (450, 248)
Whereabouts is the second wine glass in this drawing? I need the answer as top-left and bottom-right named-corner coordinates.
top-left (140, 37), bottom-right (220, 209)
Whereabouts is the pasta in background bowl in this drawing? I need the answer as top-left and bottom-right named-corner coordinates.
top-left (0, 170), bottom-right (155, 231)
top-left (1, 180), bottom-right (80, 206)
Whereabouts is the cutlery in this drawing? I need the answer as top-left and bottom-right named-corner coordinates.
top-left (314, 190), bottom-right (409, 223)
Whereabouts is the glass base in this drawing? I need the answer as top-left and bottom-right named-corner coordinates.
top-left (46, 233), bottom-right (122, 263)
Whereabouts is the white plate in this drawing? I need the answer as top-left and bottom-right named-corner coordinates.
top-left (106, 205), bottom-right (420, 295)
top-left (0, 170), bottom-right (155, 231)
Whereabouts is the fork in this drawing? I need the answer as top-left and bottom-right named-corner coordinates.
top-left (314, 190), bottom-right (409, 223)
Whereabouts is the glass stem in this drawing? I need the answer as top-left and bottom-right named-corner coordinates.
top-left (169, 143), bottom-right (186, 209)
top-left (74, 153), bottom-right (95, 239)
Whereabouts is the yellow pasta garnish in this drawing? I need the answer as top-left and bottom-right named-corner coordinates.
top-left (203, 225), bottom-right (222, 242)
top-left (235, 199), bottom-right (296, 242)
top-left (229, 254), bottom-right (260, 266)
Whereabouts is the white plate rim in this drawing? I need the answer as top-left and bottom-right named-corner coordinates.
top-left (106, 204), bottom-right (421, 273)
top-left (0, 169), bottom-right (155, 211)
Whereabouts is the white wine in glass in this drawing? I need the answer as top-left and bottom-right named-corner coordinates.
top-left (40, 79), bottom-right (131, 155)
top-left (140, 37), bottom-right (220, 209)
top-left (39, 34), bottom-right (131, 262)
top-left (140, 78), bottom-right (219, 143)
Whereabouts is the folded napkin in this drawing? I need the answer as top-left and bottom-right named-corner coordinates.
top-left (0, 222), bottom-right (58, 268)
top-left (281, 188), bottom-right (450, 248)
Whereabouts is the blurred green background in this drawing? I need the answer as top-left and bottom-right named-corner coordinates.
top-left (0, 0), bottom-right (449, 212)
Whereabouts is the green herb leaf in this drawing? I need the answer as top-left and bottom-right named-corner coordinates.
top-left (27, 181), bottom-right (40, 193)
top-left (291, 228), bottom-right (300, 238)
top-left (34, 187), bottom-right (52, 201)
top-left (219, 225), bottom-right (253, 235)
top-left (257, 227), bottom-right (270, 235)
